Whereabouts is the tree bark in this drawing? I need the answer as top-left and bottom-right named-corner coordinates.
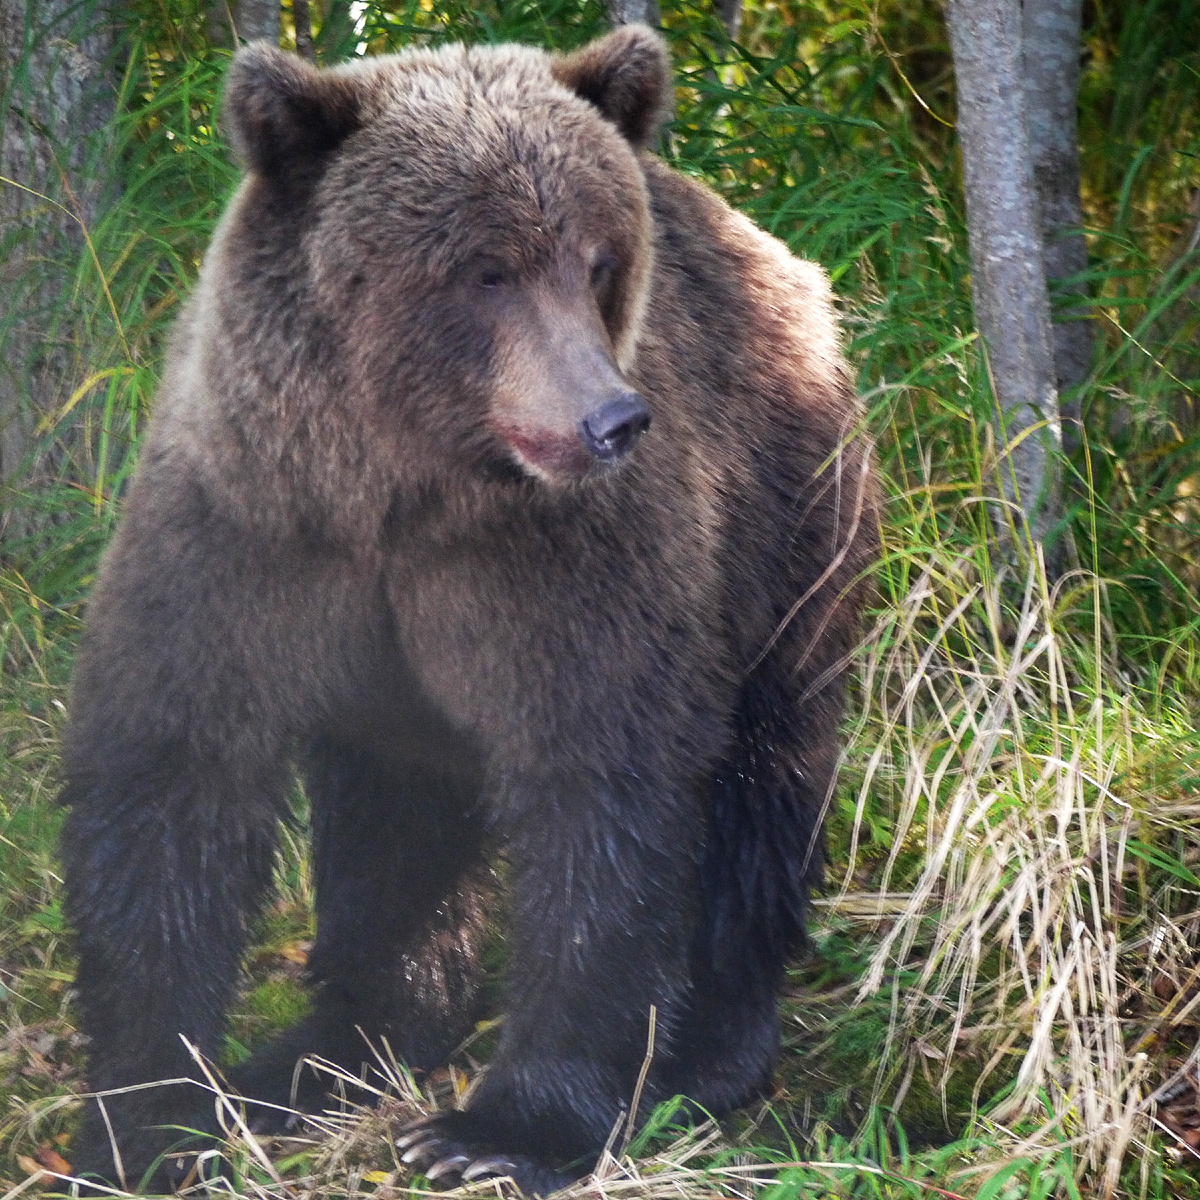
top-left (293, 0), bottom-right (315, 62)
top-left (945, 0), bottom-right (1070, 575)
top-left (0, 0), bottom-right (115, 546)
top-left (1023, 0), bottom-right (1091, 453)
top-left (606, 0), bottom-right (661, 28)
top-left (207, 0), bottom-right (279, 49)
top-left (236, 0), bottom-right (279, 44)
top-left (715, 0), bottom-right (743, 41)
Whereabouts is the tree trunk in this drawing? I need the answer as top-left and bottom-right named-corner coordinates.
top-left (945, 0), bottom-right (1070, 576)
top-left (0, 0), bottom-right (115, 546)
top-left (606, 0), bottom-right (661, 27)
top-left (236, 0), bottom-right (279, 44)
top-left (715, 0), bottom-right (743, 41)
top-left (1023, 0), bottom-right (1091, 453)
top-left (207, 0), bottom-right (279, 49)
top-left (293, 0), bottom-right (315, 62)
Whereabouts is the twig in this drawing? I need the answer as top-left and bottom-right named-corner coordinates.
top-left (181, 1035), bottom-right (293, 1193)
top-left (618, 1005), bottom-right (657, 1157)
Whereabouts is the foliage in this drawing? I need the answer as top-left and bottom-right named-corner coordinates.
top-left (0, 1), bottom-right (1198, 1197)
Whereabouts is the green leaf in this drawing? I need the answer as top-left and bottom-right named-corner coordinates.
top-left (1124, 839), bottom-right (1200, 886)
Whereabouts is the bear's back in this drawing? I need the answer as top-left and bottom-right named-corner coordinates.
top-left (631, 162), bottom-right (868, 666)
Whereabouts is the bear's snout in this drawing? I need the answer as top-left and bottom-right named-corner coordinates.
top-left (578, 393), bottom-right (651, 461)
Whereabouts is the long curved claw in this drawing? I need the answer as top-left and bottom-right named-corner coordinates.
top-left (462, 1157), bottom-right (517, 1182)
top-left (426, 1154), bottom-right (471, 1181)
top-left (393, 1113), bottom-right (542, 1191)
top-left (400, 1136), bottom-right (441, 1165)
top-left (395, 1114), bottom-right (440, 1151)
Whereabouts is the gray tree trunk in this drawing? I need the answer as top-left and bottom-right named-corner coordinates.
top-left (208, 0), bottom-right (279, 49)
top-left (0, 0), bottom-right (115, 546)
top-left (1023, 0), bottom-right (1091, 453)
top-left (235, 0), bottom-right (279, 44)
top-left (945, 0), bottom-right (1070, 576)
top-left (293, 0), bottom-right (315, 62)
top-left (715, 0), bottom-right (743, 40)
top-left (606, 0), bottom-right (661, 27)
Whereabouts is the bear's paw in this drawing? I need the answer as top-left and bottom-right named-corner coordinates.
top-left (396, 1112), bottom-right (579, 1196)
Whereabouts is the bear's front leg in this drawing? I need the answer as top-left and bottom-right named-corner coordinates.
top-left (60, 467), bottom-right (361, 1190)
top-left (62, 752), bottom-right (289, 1191)
top-left (396, 767), bottom-right (703, 1193)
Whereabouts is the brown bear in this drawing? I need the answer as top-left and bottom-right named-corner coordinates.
top-left (60, 24), bottom-right (878, 1195)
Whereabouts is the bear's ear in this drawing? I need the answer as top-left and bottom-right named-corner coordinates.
top-left (552, 25), bottom-right (672, 148)
top-left (222, 43), bottom-right (363, 178)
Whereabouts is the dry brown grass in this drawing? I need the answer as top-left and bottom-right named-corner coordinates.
top-left (823, 533), bottom-right (1200, 1196)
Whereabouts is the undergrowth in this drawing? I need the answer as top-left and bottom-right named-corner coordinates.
top-left (1, 1), bottom-right (1198, 1198)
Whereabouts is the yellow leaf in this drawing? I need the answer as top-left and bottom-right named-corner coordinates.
top-left (279, 942), bottom-right (309, 965)
top-left (39, 367), bottom-right (134, 432)
top-left (17, 1156), bottom-right (43, 1179)
top-left (37, 1146), bottom-right (72, 1174)
top-left (362, 1171), bottom-right (392, 1184)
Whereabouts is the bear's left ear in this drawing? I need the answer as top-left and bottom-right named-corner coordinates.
top-left (223, 42), bottom-right (364, 179)
top-left (551, 25), bottom-right (672, 148)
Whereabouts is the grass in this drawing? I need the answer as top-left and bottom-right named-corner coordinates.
top-left (1, 0), bottom-right (1199, 1197)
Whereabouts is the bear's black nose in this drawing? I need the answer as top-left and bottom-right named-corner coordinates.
top-left (579, 393), bottom-right (652, 461)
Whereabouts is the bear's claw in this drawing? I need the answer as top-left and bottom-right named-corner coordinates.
top-left (395, 1116), bottom-right (441, 1154)
top-left (395, 1114), bottom-right (561, 1191)
top-left (397, 1134), bottom-right (440, 1164)
top-left (462, 1157), bottom-right (519, 1181)
top-left (396, 1121), bottom-right (484, 1178)
top-left (425, 1154), bottom-right (472, 1180)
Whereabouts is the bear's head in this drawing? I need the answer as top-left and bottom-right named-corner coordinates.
top-left (220, 27), bottom-right (672, 489)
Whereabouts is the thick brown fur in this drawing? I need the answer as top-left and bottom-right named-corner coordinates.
top-left (61, 26), bottom-right (878, 1195)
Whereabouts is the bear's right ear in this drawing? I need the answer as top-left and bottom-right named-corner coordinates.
top-left (222, 43), bottom-right (363, 178)
top-left (552, 25), bottom-right (672, 148)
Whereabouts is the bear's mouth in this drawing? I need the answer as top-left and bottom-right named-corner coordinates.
top-left (496, 392), bottom-right (651, 484)
top-left (498, 426), bottom-right (602, 483)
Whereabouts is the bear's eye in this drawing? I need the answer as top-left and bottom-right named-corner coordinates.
top-left (590, 253), bottom-right (618, 293)
top-left (477, 264), bottom-right (511, 289)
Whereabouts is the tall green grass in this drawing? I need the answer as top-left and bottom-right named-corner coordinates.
top-left (0, 1), bottom-right (1198, 1196)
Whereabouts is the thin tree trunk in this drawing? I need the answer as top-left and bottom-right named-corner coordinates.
top-left (606, 0), bottom-right (661, 27)
top-left (1023, 0), bottom-right (1091, 453)
top-left (945, 0), bottom-right (1070, 576)
top-left (236, 0), bottom-right (279, 45)
top-left (207, 0), bottom-right (279, 48)
top-left (714, 0), bottom-right (742, 41)
top-left (0, 0), bottom-right (115, 546)
top-left (293, 0), bottom-right (315, 62)
top-left (206, 0), bottom-right (236, 47)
